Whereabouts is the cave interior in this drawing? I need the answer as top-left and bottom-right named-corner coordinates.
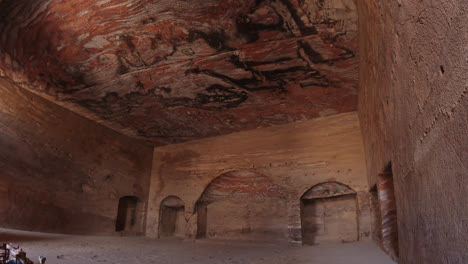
top-left (0, 0), bottom-right (466, 263)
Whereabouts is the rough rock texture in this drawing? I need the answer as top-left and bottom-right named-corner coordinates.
top-left (357, 0), bottom-right (468, 263)
top-left (146, 112), bottom-right (372, 243)
top-left (302, 181), bottom-right (356, 199)
top-left (0, 0), bottom-right (358, 145)
top-left (196, 170), bottom-right (289, 241)
top-left (0, 78), bottom-right (153, 234)
top-left (300, 182), bottom-right (358, 245)
top-left (302, 194), bottom-right (358, 245)
top-left (159, 196), bottom-right (185, 238)
top-left (377, 171), bottom-right (398, 259)
top-left (1, 0), bottom-right (466, 262)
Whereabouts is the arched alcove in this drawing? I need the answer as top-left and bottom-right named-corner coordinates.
top-left (159, 196), bottom-right (185, 238)
top-left (196, 170), bottom-right (288, 241)
top-left (300, 182), bottom-right (358, 245)
top-left (115, 196), bottom-right (144, 235)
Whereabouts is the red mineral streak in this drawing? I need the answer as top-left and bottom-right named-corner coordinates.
top-left (0, 0), bottom-right (359, 145)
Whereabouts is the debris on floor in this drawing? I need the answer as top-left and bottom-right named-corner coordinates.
top-left (0, 243), bottom-right (46, 264)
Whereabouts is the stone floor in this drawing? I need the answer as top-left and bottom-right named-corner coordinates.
top-left (0, 228), bottom-right (395, 264)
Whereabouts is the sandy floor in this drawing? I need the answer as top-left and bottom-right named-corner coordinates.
top-left (0, 228), bottom-right (395, 264)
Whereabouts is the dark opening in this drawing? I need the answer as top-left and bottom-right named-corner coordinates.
top-left (377, 163), bottom-right (399, 259)
top-left (370, 184), bottom-right (383, 242)
top-left (159, 196), bottom-right (185, 238)
top-left (116, 196), bottom-right (140, 232)
top-left (196, 202), bottom-right (207, 239)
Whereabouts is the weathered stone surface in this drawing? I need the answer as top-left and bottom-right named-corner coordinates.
top-left (301, 182), bottom-right (359, 245)
top-left (0, 77), bottom-right (153, 234)
top-left (197, 170), bottom-right (289, 241)
top-left (357, 0), bottom-right (468, 263)
top-left (159, 196), bottom-right (185, 238)
top-left (146, 112), bottom-right (372, 242)
top-left (302, 194), bottom-right (358, 245)
top-left (377, 171), bottom-right (398, 259)
top-left (0, 1), bottom-right (466, 262)
top-left (302, 181), bottom-right (356, 199)
top-left (0, 0), bottom-right (359, 145)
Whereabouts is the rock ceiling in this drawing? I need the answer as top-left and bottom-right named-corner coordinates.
top-left (0, 0), bottom-right (358, 146)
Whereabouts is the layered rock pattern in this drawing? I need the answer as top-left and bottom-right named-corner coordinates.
top-left (302, 181), bottom-right (356, 199)
top-left (196, 171), bottom-right (289, 241)
top-left (0, 77), bottom-right (153, 234)
top-left (0, 0), bottom-right (358, 145)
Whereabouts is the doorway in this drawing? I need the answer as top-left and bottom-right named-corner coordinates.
top-left (159, 196), bottom-right (185, 238)
top-left (115, 196), bottom-right (142, 234)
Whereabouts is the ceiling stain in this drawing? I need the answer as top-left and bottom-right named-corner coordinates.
top-left (0, 0), bottom-right (359, 145)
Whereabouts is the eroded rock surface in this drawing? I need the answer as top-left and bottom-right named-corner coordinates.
top-left (0, 0), bottom-right (358, 145)
top-left (0, 77), bottom-right (153, 234)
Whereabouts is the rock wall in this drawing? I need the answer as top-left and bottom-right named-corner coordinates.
top-left (0, 78), bottom-right (153, 235)
top-left (301, 195), bottom-right (358, 245)
top-left (146, 112), bottom-right (371, 243)
top-left (357, 0), bottom-right (468, 263)
top-left (196, 170), bottom-right (289, 242)
top-left (377, 171), bottom-right (399, 259)
top-left (301, 182), bottom-right (359, 245)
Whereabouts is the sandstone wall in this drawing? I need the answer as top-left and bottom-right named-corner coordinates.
top-left (196, 170), bottom-right (289, 242)
top-left (146, 112), bottom-right (371, 243)
top-left (357, 0), bottom-right (468, 263)
top-left (302, 195), bottom-right (358, 244)
top-left (0, 78), bottom-right (153, 235)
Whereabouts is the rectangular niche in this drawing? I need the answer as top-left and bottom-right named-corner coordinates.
top-left (302, 194), bottom-right (358, 245)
